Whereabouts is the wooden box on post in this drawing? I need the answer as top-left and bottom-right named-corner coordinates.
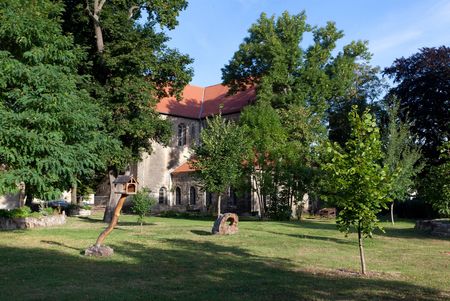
top-left (85, 174), bottom-right (139, 257)
top-left (113, 175), bottom-right (138, 195)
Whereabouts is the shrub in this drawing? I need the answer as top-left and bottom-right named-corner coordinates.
top-left (41, 207), bottom-right (57, 216)
top-left (9, 206), bottom-right (32, 218)
top-left (131, 188), bottom-right (156, 228)
top-left (268, 200), bottom-right (292, 221)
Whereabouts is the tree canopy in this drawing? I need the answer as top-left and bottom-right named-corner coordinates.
top-left (0, 0), bottom-right (117, 201)
top-left (383, 46), bottom-right (449, 164)
top-left (222, 11), bottom-right (375, 219)
top-left (192, 115), bottom-right (251, 216)
top-left (61, 0), bottom-right (193, 166)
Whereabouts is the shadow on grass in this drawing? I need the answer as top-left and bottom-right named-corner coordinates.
top-left (40, 240), bottom-right (80, 251)
top-left (0, 239), bottom-right (447, 301)
top-left (76, 216), bottom-right (154, 227)
top-left (277, 219), bottom-right (339, 231)
top-left (265, 231), bottom-right (354, 245)
top-left (190, 230), bottom-right (212, 236)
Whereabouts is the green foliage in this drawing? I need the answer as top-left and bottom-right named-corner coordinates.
top-left (383, 99), bottom-right (423, 203)
top-left (193, 115), bottom-right (251, 195)
top-left (223, 11), bottom-right (374, 218)
top-left (267, 198), bottom-right (292, 221)
top-left (222, 11), bottom-right (371, 118)
top-left (5, 206), bottom-right (32, 218)
top-left (61, 0), bottom-right (193, 167)
top-left (422, 143), bottom-right (450, 217)
top-left (132, 188), bottom-right (156, 225)
top-left (384, 46), bottom-right (449, 163)
top-left (40, 207), bottom-right (57, 216)
top-left (323, 106), bottom-right (391, 237)
top-left (0, 0), bottom-right (118, 200)
top-left (328, 64), bottom-right (387, 146)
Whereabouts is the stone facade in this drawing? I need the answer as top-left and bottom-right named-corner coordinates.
top-left (136, 113), bottom-right (256, 215)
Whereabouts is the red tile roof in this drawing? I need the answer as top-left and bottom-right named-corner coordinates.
top-left (171, 161), bottom-right (198, 175)
top-left (156, 84), bottom-right (255, 119)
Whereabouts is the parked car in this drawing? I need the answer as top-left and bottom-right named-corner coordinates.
top-left (47, 200), bottom-right (70, 209)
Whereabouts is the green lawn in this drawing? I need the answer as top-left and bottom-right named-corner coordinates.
top-left (0, 214), bottom-right (449, 301)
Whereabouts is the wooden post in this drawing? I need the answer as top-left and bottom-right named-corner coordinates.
top-left (95, 193), bottom-right (127, 247)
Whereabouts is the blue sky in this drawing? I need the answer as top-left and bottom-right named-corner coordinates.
top-left (165, 0), bottom-right (450, 87)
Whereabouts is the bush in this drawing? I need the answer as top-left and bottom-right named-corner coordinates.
top-left (9, 206), bottom-right (32, 218)
top-left (268, 199), bottom-right (292, 221)
top-left (40, 207), bottom-right (57, 216)
top-left (131, 188), bottom-right (156, 227)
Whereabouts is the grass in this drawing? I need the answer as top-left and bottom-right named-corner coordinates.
top-left (0, 214), bottom-right (449, 301)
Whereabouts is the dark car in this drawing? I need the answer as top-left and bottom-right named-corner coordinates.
top-left (47, 200), bottom-right (70, 209)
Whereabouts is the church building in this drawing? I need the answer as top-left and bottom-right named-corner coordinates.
top-left (134, 83), bottom-right (258, 215)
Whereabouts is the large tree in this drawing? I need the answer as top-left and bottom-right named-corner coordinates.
top-left (383, 46), bottom-right (449, 164)
top-left (222, 11), bottom-right (372, 117)
top-left (0, 0), bottom-right (116, 203)
top-left (222, 11), bottom-right (372, 218)
top-left (322, 106), bottom-right (391, 275)
top-left (60, 0), bottom-right (193, 221)
top-left (238, 100), bottom-right (286, 218)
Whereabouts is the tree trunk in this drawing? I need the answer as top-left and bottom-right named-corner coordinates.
top-left (390, 202), bottom-right (395, 225)
top-left (18, 182), bottom-right (25, 208)
top-left (103, 171), bottom-right (118, 223)
top-left (217, 195), bottom-right (221, 216)
top-left (93, 17), bottom-right (104, 53)
top-left (71, 182), bottom-right (77, 205)
top-left (95, 193), bottom-right (127, 247)
top-left (86, 0), bottom-right (105, 53)
top-left (25, 187), bottom-right (33, 207)
top-left (358, 222), bottom-right (367, 275)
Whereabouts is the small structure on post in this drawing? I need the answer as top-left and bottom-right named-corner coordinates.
top-left (212, 213), bottom-right (239, 235)
top-left (85, 175), bottom-right (138, 257)
top-left (113, 175), bottom-right (138, 195)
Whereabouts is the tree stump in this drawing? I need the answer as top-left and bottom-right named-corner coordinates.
top-left (212, 213), bottom-right (239, 235)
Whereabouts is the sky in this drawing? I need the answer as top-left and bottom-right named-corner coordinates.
top-left (164, 0), bottom-right (450, 87)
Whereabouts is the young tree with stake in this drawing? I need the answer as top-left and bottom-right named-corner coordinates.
top-left (323, 106), bottom-right (391, 275)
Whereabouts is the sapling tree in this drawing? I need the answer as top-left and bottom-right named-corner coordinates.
top-left (131, 188), bottom-right (155, 231)
top-left (192, 115), bottom-right (251, 216)
top-left (383, 99), bottom-right (423, 224)
top-left (323, 106), bottom-right (391, 275)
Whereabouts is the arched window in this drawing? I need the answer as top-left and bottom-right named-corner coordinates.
top-left (189, 186), bottom-right (196, 205)
top-left (175, 187), bottom-right (181, 205)
top-left (159, 187), bottom-right (167, 204)
top-left (177, 123), bottom-right (186, 146)
top-left (206, 192), bottom-right (212, 206)
top-left (190, 123), bottom-right (196, 143)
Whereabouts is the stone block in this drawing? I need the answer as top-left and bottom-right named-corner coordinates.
top-left (212, 213), bottom-right (239, 235)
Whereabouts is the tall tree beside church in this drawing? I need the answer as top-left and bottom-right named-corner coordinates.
top-left (60, 0), bottom-right (193, 222)
top-left (192, 115), bottom-right (251, 216)
top-left (222, 11), bottom-right (372, 217)
top-left (238, 101), bottom-right (287, 218)
top-left (0, 0), bottom-right (117, 202)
